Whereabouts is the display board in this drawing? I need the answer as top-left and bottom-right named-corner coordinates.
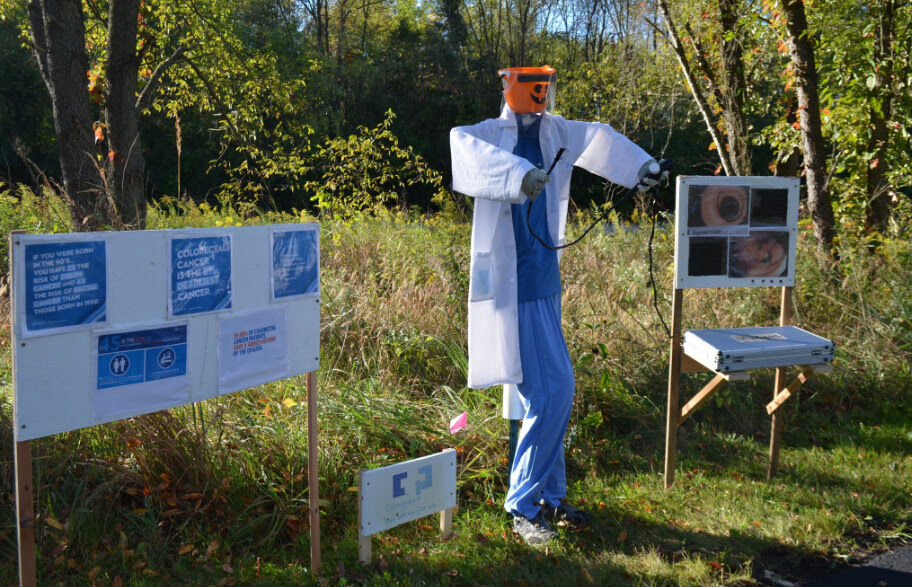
top-left (11, 224), bottom-right (320, 441)
top-left (673, 176), bottom-right (799, 289)
top-left (359, 450), bottom-right (457, 536)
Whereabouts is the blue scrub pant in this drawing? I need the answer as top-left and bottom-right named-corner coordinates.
top-left (503, 293), bottom-right (575, 519)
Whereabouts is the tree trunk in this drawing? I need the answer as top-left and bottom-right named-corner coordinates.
top-left (28, 0), bottom-right (105, 231)
top-left (865, 0), bottom-right (896, 233)
top-left (105, 0), bottom-right (146, 228)
top-left (718, 0), bottom-right (751, 175)
top-left (779, 0), bottom-right (836, 258)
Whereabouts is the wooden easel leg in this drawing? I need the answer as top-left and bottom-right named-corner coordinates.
top-left (15, 440), bottom-right (37, 587)
top-left (769, 286), bottom-right (793, 480)
top-left (768, 366), bottom-right (786, 479)
top-left (664, 289), bottom-right (684, 490)
top-left (306, 371), bottom-right (321, 573)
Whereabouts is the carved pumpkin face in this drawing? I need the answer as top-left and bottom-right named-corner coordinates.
top-left (499, 66), bottom-right (555, 114)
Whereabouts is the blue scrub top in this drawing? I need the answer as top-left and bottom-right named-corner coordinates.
top-left (510, 114), bottom-right (561, 303)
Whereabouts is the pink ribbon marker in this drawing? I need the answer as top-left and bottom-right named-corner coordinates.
top-left (449, 411), bottom-right (468, 434)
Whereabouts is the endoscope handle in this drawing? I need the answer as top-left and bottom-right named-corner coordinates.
top-left (545, 148), bottom-right (566, 176)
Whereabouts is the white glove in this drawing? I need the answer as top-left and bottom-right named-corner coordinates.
top-left (521, 168), bottom-right (551, 201)
top-left (636, 159), bottom-right (670, 192)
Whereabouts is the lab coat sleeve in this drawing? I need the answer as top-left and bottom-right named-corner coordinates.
top-left (450, 122), bottom-right (536, 204)
top-left (563, 119), bottom-right (655, 189)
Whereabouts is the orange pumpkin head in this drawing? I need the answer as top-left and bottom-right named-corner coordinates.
top-left (498, 66), bottom-right (556, 114)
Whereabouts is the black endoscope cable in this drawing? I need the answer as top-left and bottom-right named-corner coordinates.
top-left (524, 154), bottom-right (674, 338)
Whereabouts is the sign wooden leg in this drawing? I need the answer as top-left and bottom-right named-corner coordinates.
top-left (15, 440), bottom-right (37, 587)
top-left (440, 507), bottom-right (453, 538)
top-left (357, 469), bottom-right (371, 566)
top-left (306, 371), bottom-right (321, 573)
top-left (664, 289), bottom-right (684, 490)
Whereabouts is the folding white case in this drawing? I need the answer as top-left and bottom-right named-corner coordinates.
top-left (683, 326), bottom-right (834, 373)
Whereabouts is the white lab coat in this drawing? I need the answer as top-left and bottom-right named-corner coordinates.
top-left (450, 105), bottom-right (653, 413)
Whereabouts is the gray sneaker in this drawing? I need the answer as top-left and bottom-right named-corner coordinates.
top-left (513, 512), bottom-right (557, 546)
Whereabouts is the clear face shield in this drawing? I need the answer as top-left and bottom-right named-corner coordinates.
top-left (498, 66), bottom-right (556, 115)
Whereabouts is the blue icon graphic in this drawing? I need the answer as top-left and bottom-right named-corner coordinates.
top-left (157, 347), bottom-right (176, 369)
top-left (110, 354), bottom-right (130, 376)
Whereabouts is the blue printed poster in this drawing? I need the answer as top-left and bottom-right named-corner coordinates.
top-left (94, 325), bottom-right (189, 421)
top-left (272, 229), bottom-right (319, 299)
top-left (96, 325), bottom-right (188, 389)
top-left (170, 235), bottom-right (232, 316)
top-left (23, 240), bottom-right (106, 334)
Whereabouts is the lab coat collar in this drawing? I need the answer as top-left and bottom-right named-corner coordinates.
top-left (497, 105), bottom-right (553, 128)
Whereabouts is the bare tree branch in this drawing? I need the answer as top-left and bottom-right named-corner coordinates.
top-left (135, 45), bottom-right (186, 112)
top-left (656, 0), bottom-right (735, 175)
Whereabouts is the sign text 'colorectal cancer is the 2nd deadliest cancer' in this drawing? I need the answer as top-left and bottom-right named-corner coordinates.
top-left (170, 236), bottom-right (232, 316)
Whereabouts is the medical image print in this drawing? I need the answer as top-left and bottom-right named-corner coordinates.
top-left (688, 237), bottom-right (728, 276)
top-left (686, 184), bottom-right (751, 236)
top-left (728, 231), bottom-right (789, 278)
top-left (750, 189), bottom-right (789, 227)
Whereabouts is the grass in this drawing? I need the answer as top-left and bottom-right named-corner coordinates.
top-left (0, 192), bottom-right (911, 584)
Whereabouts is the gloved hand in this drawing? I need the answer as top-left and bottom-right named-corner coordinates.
top-left (521, 168), bottom-right (551, 201)
top-left (636, 159), bottom-right (671, 192)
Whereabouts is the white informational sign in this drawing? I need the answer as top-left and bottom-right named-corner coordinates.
top-left (359, 450), bottom-right (457, 537)
top-left (674, 176), bottom-right (799, 289)
top-left (218, 307), bottom-right (289, 394)
top-left (11, 224), bottom-right (320, 441)
top-left (93, 323), bottom-right (190, 420)
top-left (17, 235), bottom-right (108, 338)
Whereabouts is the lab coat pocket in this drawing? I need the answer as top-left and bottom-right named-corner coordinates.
top-left (469, 252), bottom-right (495, 302)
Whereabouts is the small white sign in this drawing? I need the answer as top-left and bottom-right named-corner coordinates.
top-left (92, 322), bottom-right (190, 420)
top-left (218, 307), bottom-right (289, 395)
top-left (360, 450), bottom-right (457, 536)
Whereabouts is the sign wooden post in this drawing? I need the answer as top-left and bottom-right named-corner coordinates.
top-left (14, 439), bottom-right (36, 587)
top-left (10, 229), bottom-right (37, 587)
top-left (306, 370), bottom-right (321, 572)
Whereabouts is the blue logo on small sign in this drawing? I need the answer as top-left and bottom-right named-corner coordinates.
top-left (392, 465), bottom-right (433, 498)
top-left (157, 348), bottom-right (176, 369)
top-left (109, 354), bottom-right (130, 376)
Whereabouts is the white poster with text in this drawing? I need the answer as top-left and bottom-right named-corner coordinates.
top-left (218, 307), bottom-right (288, 395)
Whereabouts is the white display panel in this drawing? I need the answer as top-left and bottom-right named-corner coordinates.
top-left (674, 176), bottom-right (799, 289)
top-left (11, 224), bottom-right (320, 441)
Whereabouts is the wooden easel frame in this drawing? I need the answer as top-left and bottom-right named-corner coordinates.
top-left (663, 285), bottom-right (832, 489)
top-left (10, 231), bottom-right (322, 583)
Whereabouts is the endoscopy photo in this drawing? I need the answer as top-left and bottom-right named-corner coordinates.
top-left (728, 231), bottom-right (790, 278)
top-left (749, 188), bottom-right (790, 227)
top-left (687, 184), bottom-right (751, 236)
top-left (687, 237), bottom-right (728, 276)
